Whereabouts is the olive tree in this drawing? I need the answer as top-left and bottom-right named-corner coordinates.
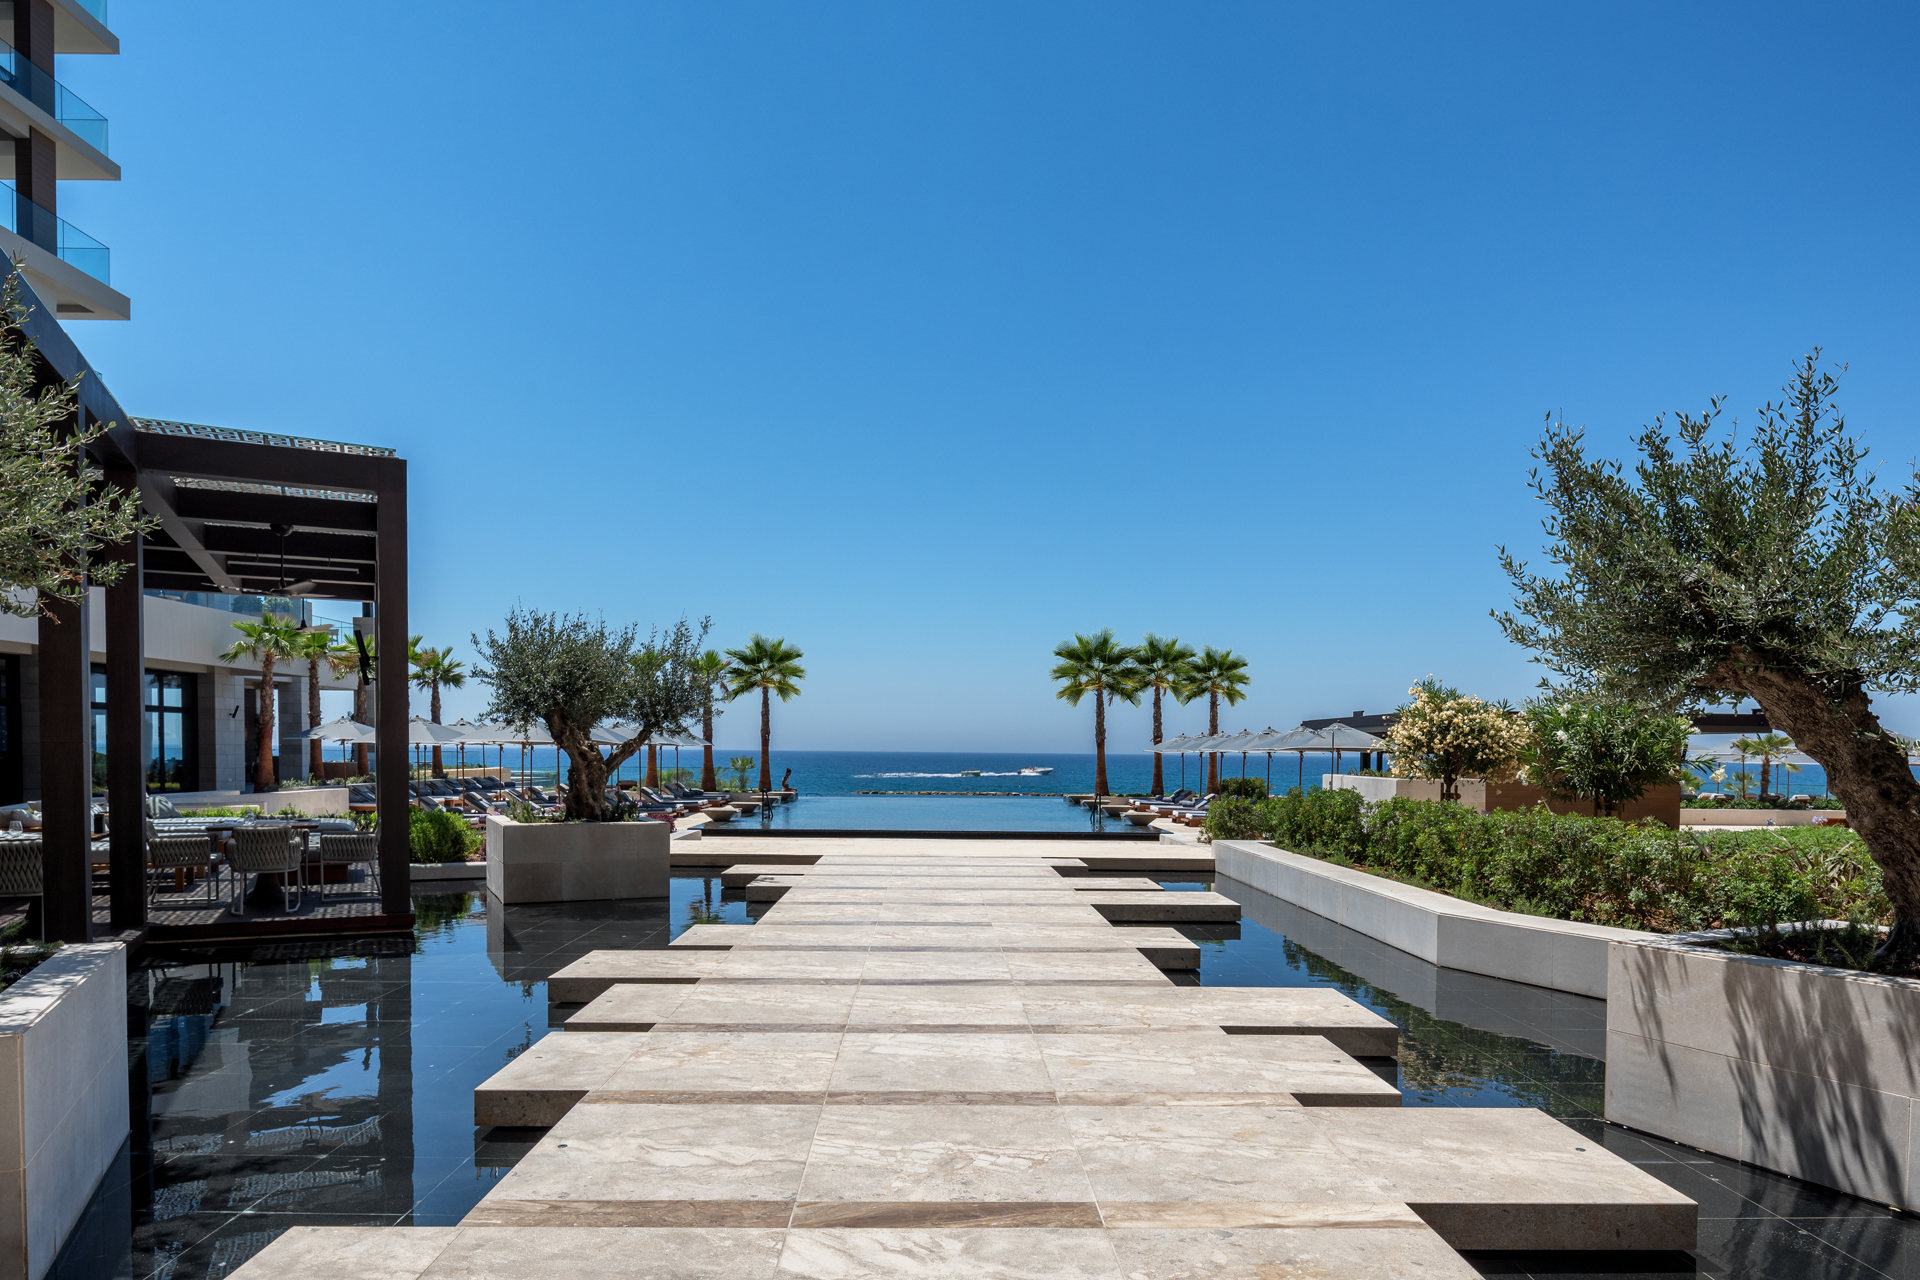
top-left (1496, 354), bottom-right (1920, 970)
top-left (1522, 696), bottom-right (1691, 818)
top-left (0, 276), bottom-right (150, 614)
top-left (472, 609), bottom-right (710, 821)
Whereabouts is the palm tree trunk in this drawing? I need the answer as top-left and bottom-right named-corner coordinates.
top-left (430, 678), bottom-right (444, 776)
top-left (353, 671), bottom-right (369, 776)
top-left (759, 686), bottom-right (772, 792)
top-left (308, 656), bottom-right (323, 781)
top-left (256, 657), bottom-right (277, 792)
top-left (701, 701), bottom-right (716, 791)
top-left (1207, 692), bottom-right (1219, 792)
top-left (1094, 691), bottom-right (1108, 797)
top-left (1760, 756), bottom-right (1771, 802)
top-left (1150, 687), bottom-right (1164, 796)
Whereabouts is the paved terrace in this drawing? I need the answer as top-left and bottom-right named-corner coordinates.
top-left (231, 839), bottom-right (1695, 1279)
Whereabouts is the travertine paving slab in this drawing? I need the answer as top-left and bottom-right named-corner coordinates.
top-left (1038, 1033), bottom-right (1400, 1106)
top-left (829, 1032), bottom-right (1054, 1100)
top-left (1066, 1105), bottom-right (1398, 1204)
top-left (595, 1032), bottom-right (844, 1102)
top-left (478, 1103), bottom-right (821, 1209)
top-left (799, 1105), bottom-right (1094, 1205)
top-left (1104, 1226), bottom-right (1479, 1278)
top-left (564, 986), bottom-right (694, 1031)
top-left (474, 1033), bottom-right (643, 1126)
top-left (1305, 1108), bottom-right (1699, 1251)
top-left (1079, 891), bottom-right (1240, 922)
top-left (656, 982), bottom-right (862, 1030)
top-left (845, 983), bottom-right (1033, 1032)
top-left (775, 1227), bottom-right (1125, 1278)
top-left (673, 924), bottom-right (1202, 970)
top-left (549, 952), bottom-right (724, 1001)
top-left (1020, 988), bottom-right (1401, 1057)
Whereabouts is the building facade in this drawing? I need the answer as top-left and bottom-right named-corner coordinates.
top-left (0, 0), bottom-right (126, 320)
top-left (0, 589), bottom-right (359, 804)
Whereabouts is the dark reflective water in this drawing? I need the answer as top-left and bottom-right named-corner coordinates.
top-left (50, 873), bottom-right (1919, 1280)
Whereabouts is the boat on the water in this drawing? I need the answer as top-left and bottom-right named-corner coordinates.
top-left (1018, 766), bottom-right (1054, 776)
top-left (959, 769), bottom-right (982, 777)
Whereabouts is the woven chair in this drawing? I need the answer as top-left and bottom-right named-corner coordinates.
top-left (146, 820), bottom-right (218, 906)
top-left (314, 828), bottom-right (380, 900)
top-left (0, 838), bottom-right (41, 896)
top-left (226, 824), bottom-right (303, 915)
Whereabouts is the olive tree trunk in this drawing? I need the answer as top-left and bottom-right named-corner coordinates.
top-left (1719, 655), bottom-right (1920, 969)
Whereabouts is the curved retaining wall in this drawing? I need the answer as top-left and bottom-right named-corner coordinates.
top-left (1211, 840), bottom-right (1655, 998)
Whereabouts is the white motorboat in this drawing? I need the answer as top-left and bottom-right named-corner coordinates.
top-left (1018, 766), bottom-right (1054, 776)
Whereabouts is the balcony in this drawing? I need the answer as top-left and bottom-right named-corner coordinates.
top-left (0, 184), bottom-right (106, 282)
top-left (0, 38), bottom-right (105, 153)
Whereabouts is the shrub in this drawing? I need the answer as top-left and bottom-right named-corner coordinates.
top-left (1216, 777), bottom-right (1268, 801)
top-left (1202, 797), bottom-right (1269, 843)
top-left (1266, 787), bottom-right (1368, 858)
top-left (409, 808), bottom-right (477, 863)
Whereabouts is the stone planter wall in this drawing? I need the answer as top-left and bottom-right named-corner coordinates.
top-left (1606, 937), bottom-right (1919, 1209)
top-left (1213, 841), bottom-right (1654, 998)
top-left (1678, 808), bottom-right (1843, 827)
top-left (0, 942), bottom-right (128, 1280)
top-left (1325, 775), bottom-right (1487, 810)
top-left (484, 815), bottom-right (669, 903)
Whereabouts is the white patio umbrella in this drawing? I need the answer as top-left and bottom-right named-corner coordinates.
top-left (1243, 725), bottom-right (1327, 792)
top-left (1209, 730), bottom-right (1264, 779)
top-left (1145, 733), bottom-right (1200, 792)
top-left (1237, 726), bottom-right (1297, 791)
top-left (286, 717), bottom-right (375, 776)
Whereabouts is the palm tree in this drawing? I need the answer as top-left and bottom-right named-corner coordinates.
top-left (409, 643), bottom-right (466, 777)
top-left (1135, 633), bottom-right (1196, 797)
top-left (346, 633), bottom-right (375, 776)
top-left (221, 615), bottom-right (303, 793)
top-left (294, 629), bottom-right (354, 782)
top-left (1184, 646), bottom-right (1251, 793)
top-left (1050, 630), bottom-right (1142, 797)
top-left (722, 635), bottom-right (806, 792)
top-left (727, 756), bottom-right (756, 791)
top-left (691, 649), bottom-right (730, 791)
top-left (1732, 733), bottom-right (1800, 802)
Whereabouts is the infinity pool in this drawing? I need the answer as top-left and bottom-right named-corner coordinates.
top-left (730, 793), bottom-right (1132, 832)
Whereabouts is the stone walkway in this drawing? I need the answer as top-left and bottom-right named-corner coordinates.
top-left (232, 841), bottom-right (1695, 1278)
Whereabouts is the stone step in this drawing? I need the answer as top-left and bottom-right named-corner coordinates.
top-left (1080, 891), bottom-right (1239, 922)
top-left (547, 953), bottom-right (722, 1001)
top-left (666, 925), bottom-right (1202, 970)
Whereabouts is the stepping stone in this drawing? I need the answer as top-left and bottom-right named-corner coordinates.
top-left (1078, 891), bottom-right (1239, 922)
top-left (669, 923), bottom-right (756, 949)
top-left (667, 924), bottom-right (1202, 970)
top-left (1020, 988), bottom-right (1400, 1056)
top-left (1037, 1032), bottom-right (1400, 1106)
top-left (547, 952), bottom-right (723, 1001)
top-left (1305, 1108), bottom-right (1699, 1251)
top-left (473, 1032), bottom-right (639, 1126)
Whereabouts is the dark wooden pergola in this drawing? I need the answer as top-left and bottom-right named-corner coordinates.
top-left (21, 274), bottom-right (411, 942)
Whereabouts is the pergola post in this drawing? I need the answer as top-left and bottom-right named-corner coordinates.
top-left (375, 468), bottom-right (410, 917)
top-left (103, 462), bottom-right (146, 931)
top-left (35, 590), bottom-right (91, 942)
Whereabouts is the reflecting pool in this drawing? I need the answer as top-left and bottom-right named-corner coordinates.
top-left (48, 873), bottom-right (1920, 1280)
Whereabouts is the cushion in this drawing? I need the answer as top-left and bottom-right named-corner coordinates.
top-left (0, 808), bottom-right (41, 832)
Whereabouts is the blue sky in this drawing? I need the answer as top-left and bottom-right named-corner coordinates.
top-left (57, 2), bottom-right (1920, 751)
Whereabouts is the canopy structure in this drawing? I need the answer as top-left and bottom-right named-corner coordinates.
top-left (1146, 734), bottom-right (1200, 754)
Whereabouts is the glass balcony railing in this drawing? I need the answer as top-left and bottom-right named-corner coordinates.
top-left (0, 39), bottom-right (108, 154)
top-left (0, 184), bottom-right (109, 283)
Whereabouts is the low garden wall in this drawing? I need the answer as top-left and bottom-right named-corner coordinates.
top-left (1212, 841), bottom-right (1654, 998)
top-left (0, 942), bottom-right (128, 1280)
top-left (1607, 936), bottom-right (1918, 1209)
top-left (168, 787), bottom-right (348, 817)
top-left (1678, 808), bottom-right (1843, 827)
top-left (1326, 775), bottom-right (1487, 810)
top-left (484, 815), bottom-right (669, 903)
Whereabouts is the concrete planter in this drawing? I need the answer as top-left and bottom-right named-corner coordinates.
top-left (0, 942), bottom-right (128, 1280)
top-left (168, 787), bottom-right (348, 817)
top-left (1678, 808), bottom-right (1844, 827)
top-left (484, 815), bottom-right (669, 903)
top-left (1606, 936), bottom-right (1919, 1208)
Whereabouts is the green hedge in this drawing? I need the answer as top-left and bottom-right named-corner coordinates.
top-left (1206, 788), bottom-right (1888, 934)
top-left (409, 808), bottom-right (480, 863)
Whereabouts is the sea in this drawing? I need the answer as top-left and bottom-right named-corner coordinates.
top-left (338, 743), bottom-right (1840, 798)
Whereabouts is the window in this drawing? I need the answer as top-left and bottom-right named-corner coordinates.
top-left (88, 666), bottom-right (198, 794)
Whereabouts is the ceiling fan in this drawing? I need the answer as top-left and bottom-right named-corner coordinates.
top-left (267, 523), bottom-right (331, 633)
